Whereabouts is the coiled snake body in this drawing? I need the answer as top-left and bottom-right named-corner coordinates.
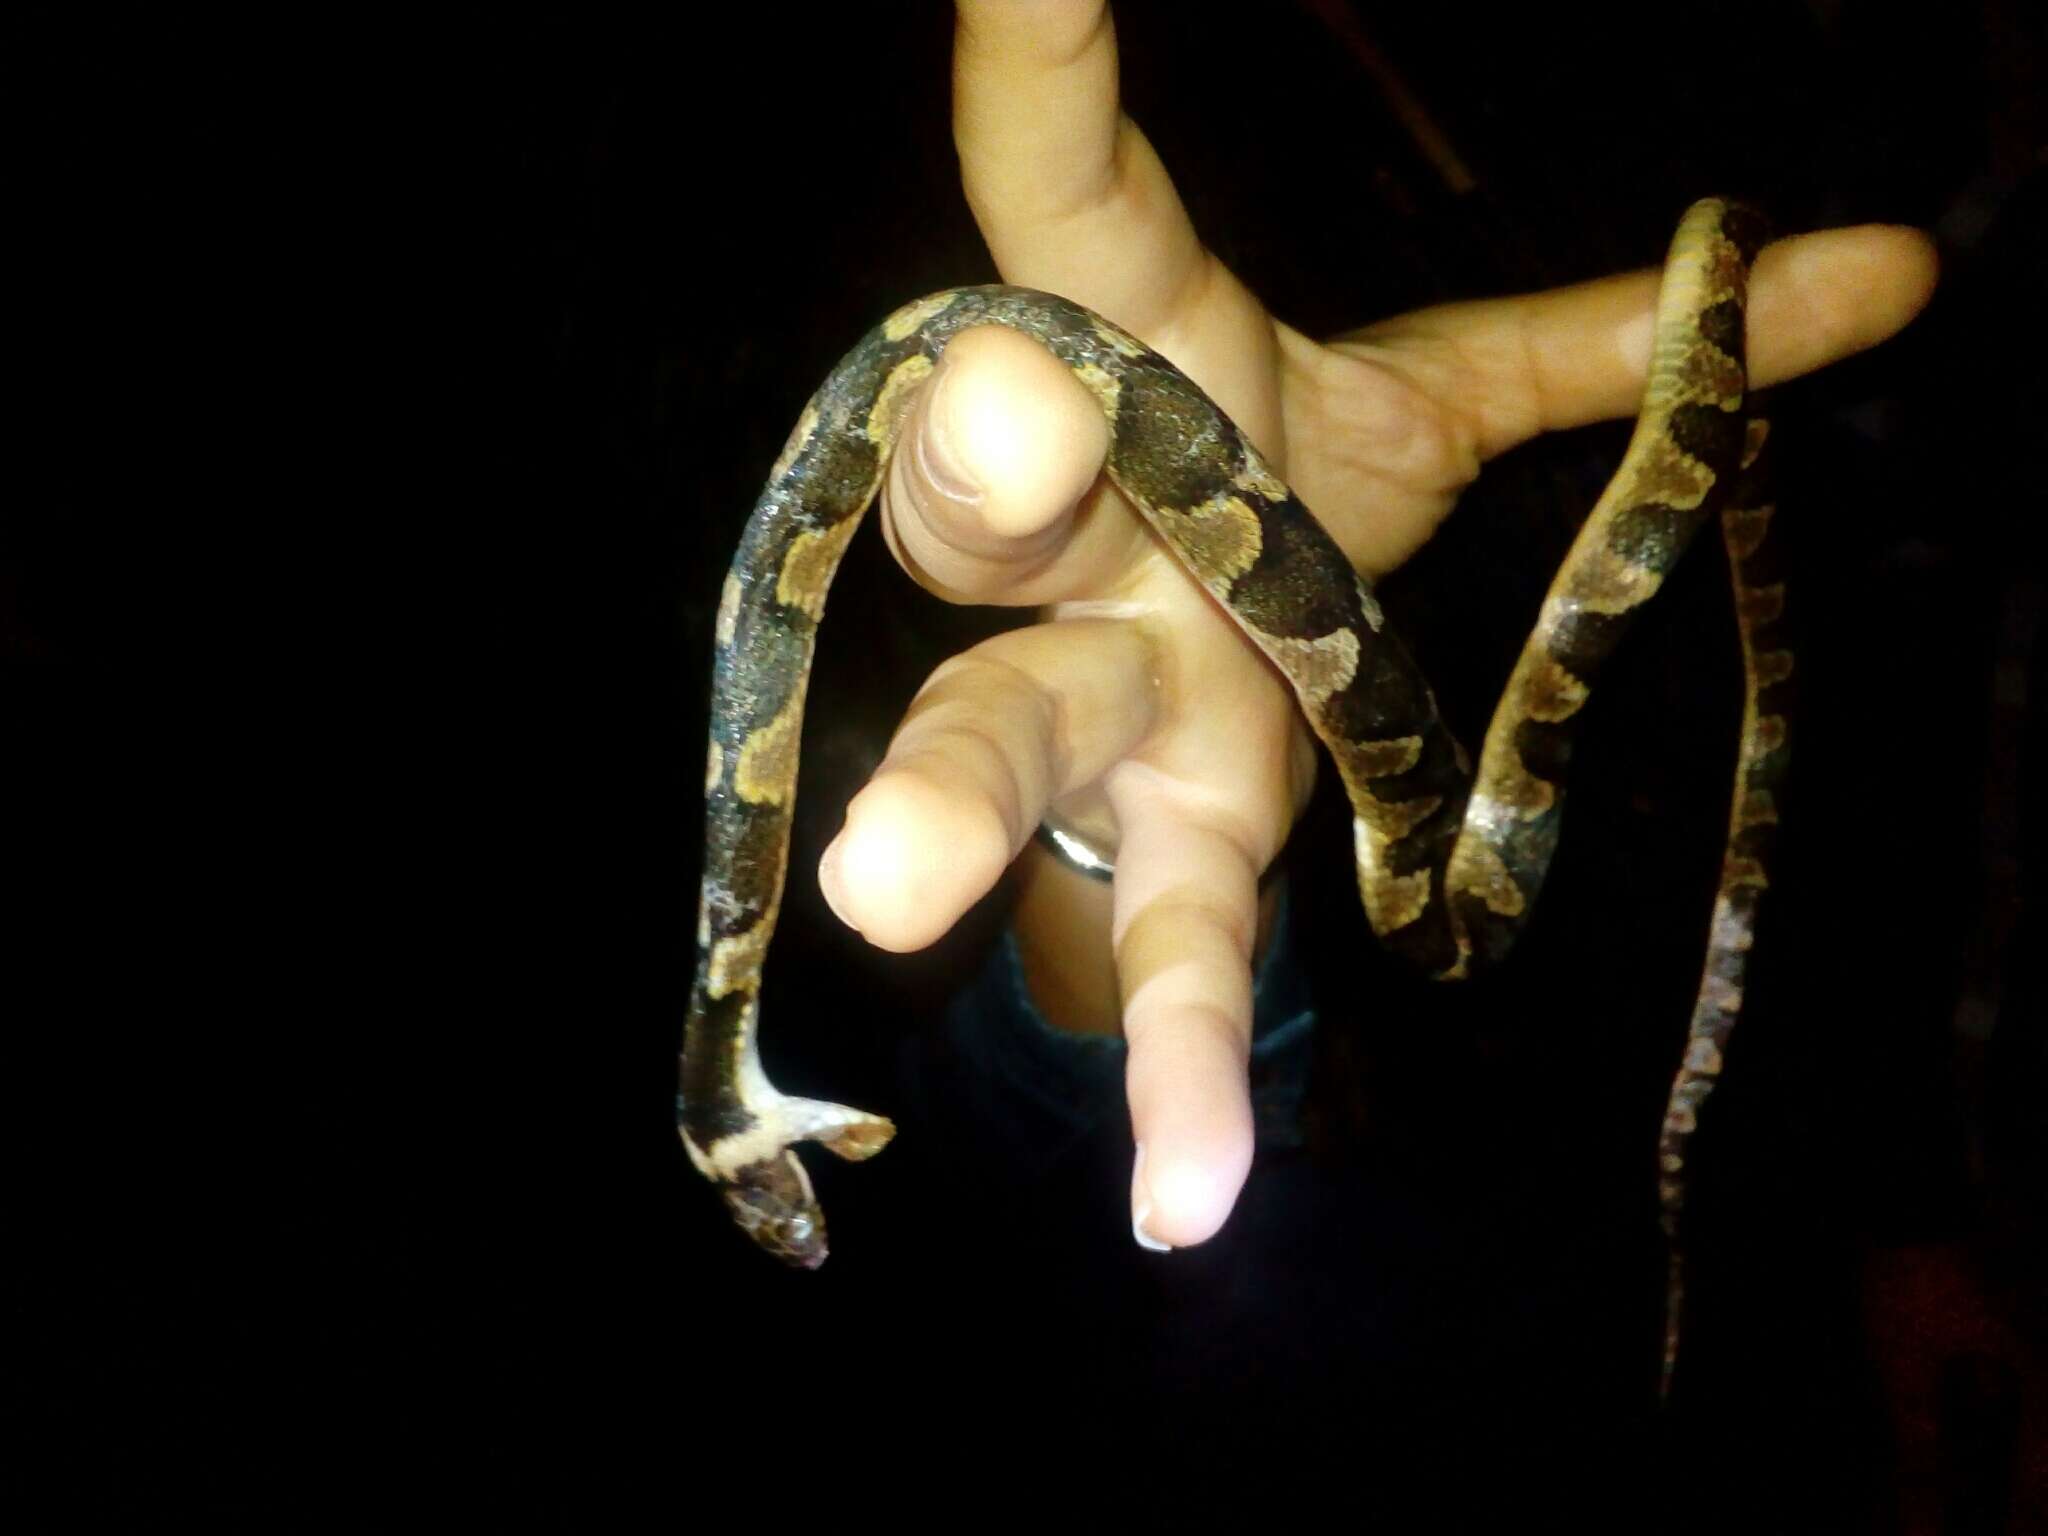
top-left (680, 198), bottom-right (1787, 1395)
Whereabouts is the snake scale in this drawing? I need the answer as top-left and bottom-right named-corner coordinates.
top-left (680, 198), bottom-right (1788, 1397)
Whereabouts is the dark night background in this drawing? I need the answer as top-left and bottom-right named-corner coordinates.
top-left (15, 2), bottom-right (2045, 1527)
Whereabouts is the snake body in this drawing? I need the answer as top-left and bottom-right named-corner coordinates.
top-left (679, 198), bottom-right (1787, 1395)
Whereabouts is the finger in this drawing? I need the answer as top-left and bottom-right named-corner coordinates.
top-left (1343, 223), bottom-right (1939, 459)
top-left (1741, 224), bottom-right (1939, 389)
top-left (952, 0), bottom-right (1206, 329)
top-left (817, 619), bottom-right (1160, 952)
top-left (1107, 765), bottom-right (1266, 1249)
top-left (879, 325), bottom-right (1136, 604)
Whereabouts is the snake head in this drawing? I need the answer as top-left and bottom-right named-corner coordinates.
top-left (720, 1151), bottom-right (829, 1268)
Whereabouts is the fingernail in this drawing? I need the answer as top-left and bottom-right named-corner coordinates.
top-left (1131, 1142), bottom-right (1172, 1252)
top-left (818, 839), bottom-right (859, 932)
top-left (916, 363), bottom-right (984, 506)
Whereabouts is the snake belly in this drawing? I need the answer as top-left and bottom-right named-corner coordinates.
top-left (679, 198), bottom-right (1785, 1396)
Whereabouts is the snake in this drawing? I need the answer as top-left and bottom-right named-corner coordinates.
top-left (678, 197), bottom-right (1788, 1398)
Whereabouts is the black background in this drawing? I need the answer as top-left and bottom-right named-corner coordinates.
top-left (16, 2), bottom-right (2045, 1527)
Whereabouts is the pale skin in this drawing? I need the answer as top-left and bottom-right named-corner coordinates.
top-left (812, 0), bottom-right (1940, 1250)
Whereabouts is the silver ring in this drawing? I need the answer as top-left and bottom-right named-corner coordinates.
top-left (1035, 816), bottom-right (1115, 881)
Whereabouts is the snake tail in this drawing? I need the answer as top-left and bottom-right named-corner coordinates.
top-left (1657, 408), bottom-right (1789, 1398)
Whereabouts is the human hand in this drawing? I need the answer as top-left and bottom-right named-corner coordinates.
top-left (816, 0), bottom-right (1938, 1250)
